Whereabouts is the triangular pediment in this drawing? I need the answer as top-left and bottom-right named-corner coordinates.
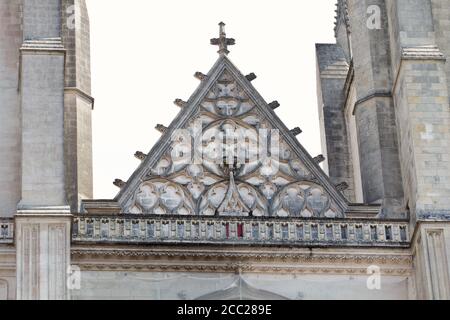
top-left (114, 56), bottom-right (349, 218)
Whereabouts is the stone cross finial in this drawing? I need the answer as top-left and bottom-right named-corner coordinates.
top-left (210, 22), bottom-right (235, 56)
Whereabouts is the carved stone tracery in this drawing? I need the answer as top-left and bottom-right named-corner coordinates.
top-left (123, 69), bottom-right (344, 218)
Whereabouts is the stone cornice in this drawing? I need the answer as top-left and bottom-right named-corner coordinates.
top-left (352, 90), bottom-right (393, 116)
top-left (72, 247), bottom-right (412, 262)
top-left (392, 45), bottom-right (447, 94)
top-left (65, 87), bottom-right (95, 109)
top-left (20, 38), bottom-right (66, 55)
top-left (71, 246), bottom-right (412, 275)
top-left (81, 200), bottom-right (121, 214)
top-left (401, 46), bottom-right (446, 61)
top-left (69, 262), bottom-right (412, 276)
top-left (345, 203), bottom-right (380, 217)
top-left (319, 60), bottom-right (349, 79)
top-left (16, 205), bottom-right (71, 216)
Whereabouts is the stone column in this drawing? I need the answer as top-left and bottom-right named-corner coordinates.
top-left (15, 211), bottom-right (71, 300)
top-left (15, 0), bottom-right (71, 300)
top-left (412, 223), bottom-right (450, 300)
top-left (347, 0), bottom-right (405, 218)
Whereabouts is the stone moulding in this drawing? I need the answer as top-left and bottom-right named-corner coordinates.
top-left (64, 87), bottom-right (95, 109)
top-left (19, 38), bottom-right (66, 58)
top-left (401, 46), bottom-right (446, 61)
top-left (71, 246), bottom-right (412, 275)
top-left (72, 214), bottom-right (410, 248)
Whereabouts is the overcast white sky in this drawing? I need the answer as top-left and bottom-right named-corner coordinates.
top-left (86, 0), bottom-right (337, 199)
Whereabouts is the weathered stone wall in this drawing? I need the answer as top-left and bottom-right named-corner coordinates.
top-left (71, 271), bottom-right (409, 300)
top-left (0, 1), bottom-right (22, 217)
top-left (386, 0), bottom-right (450, 220)
top-left (431, 0), bottom-right (450, 105)
top-left (393, 60), bottom-right (450, 219)
top-left (344, 84), bottom-right (364, 203)
top-left (316, 44), bottom-right (356, 202)
top-left (0, 247), bottom-right (16, 300)
top-left (346, 0), bottom-right (404, 218)
top-left (335, 19), bottom-right (351, 62)
top-left (63, 0), bottom-right (91, 94)
top-left (62, 0), bottom-right (93, 212)
top-left (20, 53), bottom-right (66, 207)
top-left (23, 0), bottom-right (61, 39)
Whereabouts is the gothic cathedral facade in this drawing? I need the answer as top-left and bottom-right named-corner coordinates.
top-left (0, 0), bottom-right (449, 300)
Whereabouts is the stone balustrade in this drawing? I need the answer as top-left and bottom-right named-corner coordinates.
top-left (72, 215), bottom-right (410, 247)
top-left (0, 219), bottom-right (14, 244)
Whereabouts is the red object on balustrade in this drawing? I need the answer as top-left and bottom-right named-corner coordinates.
top-left (237, 223), bottom-right (244, 238)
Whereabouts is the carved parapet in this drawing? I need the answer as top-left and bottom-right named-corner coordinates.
top-left (0, 219), bottom-right (14, 244)
top-left (72, 214), bottom-right (410, 248)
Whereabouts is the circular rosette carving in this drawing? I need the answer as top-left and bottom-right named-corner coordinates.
top-left (272, 182), bottom-right (338, 218)
top-left (199, 181), bottom-right (268, 217)
top-left (127, 179), bottom-right (195, 215)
